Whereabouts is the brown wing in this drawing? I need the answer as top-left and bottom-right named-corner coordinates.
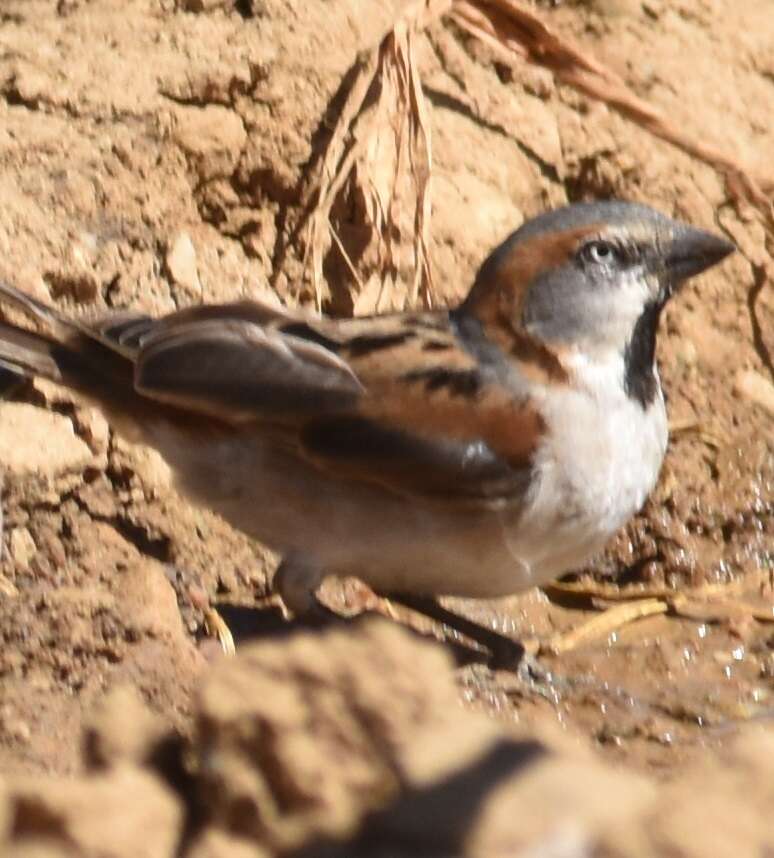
top-left (0, 282), bottom-right (540, 506)
top-left (132, 303), bottom-right (542, 504)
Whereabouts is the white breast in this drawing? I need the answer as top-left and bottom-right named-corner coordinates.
top-left (509, 351), bottom-right (668, 584)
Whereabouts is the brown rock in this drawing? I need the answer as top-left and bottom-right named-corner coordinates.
top-left (110, 436), bottom-right (173, 491)
top-left (0, 404), bottom-right (91, 479)
top-left (734, 369), bottom-right (774, 417)
top-left (172, 106), bottom-right (247, 160)
top-left (82, 684), bottom-right (168, 771)
top-left (1, 618), bottom-right (774, 858)
top-left (194, 619), bottom-right (500, 851)
top-left (8, 527), bottom-right (36, 570)
top-left (187, 829), bottom-right (270, 858)
top-left (166, 232), bottom-right (202, 298)
top-left (599, 727), bottom-right (774, 857)
top-left (112, 560), bottom-right (187, 641)
top-left (7, 766), bottom-right (182, 858)
top-left (194, 620), bottom-right (658, 857)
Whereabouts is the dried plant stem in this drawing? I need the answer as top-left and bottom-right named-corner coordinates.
top-left (303, 0), bottom-right (450, 310)
top-left (451, 0), bottom-right (774, 232)
top-left (542, 598), bottom-right (669, 655)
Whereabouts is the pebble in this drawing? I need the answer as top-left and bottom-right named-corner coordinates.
top-left (166, 232), bottom-right (202, 297)
top-left (734, 369), bottom-right (774, 417)
top-left (9, 527), bottom-right (36, 570)
top-left (0, 402), bottom-right (92, 478)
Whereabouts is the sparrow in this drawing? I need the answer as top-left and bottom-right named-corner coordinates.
top-left (0, 201), bottom-right (733, 658)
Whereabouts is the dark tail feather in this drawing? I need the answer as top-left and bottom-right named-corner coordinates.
top-left (0, 283), bottom-right (138, 406)
top-left (0, 280), bottom-right (88, 341)
top-left (0, 365), bottom-right (24, 396)
top-left (0, 319), bottom-right (63, 381)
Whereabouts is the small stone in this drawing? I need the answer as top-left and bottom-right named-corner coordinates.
top-left (734, 369), bottom-right (774, 417)
top-left (172, 105), bottom-right (247, 159)
top-left (9, 528), bottom-right (36, 570)
top-left (166, 232), bottom-right (202, 297)
top-left (0, 403), bottom-right (92, 479)
top-left (675, 339), bottom-right (698, 368)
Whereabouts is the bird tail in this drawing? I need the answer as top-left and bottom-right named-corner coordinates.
top-left (0, 281), bottom-right (139, 409)
top-left (0, 318), bottom-right (63, 382)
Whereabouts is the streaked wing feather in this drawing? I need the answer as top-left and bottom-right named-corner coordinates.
top-left (132, 305), bottom-right (540, 505)
top-left (93, 298), bottom-right (298, 357)
top-left (0, 363), bottom-right (24, 396)
top-left (0, 319), bottom-right (63, 380)
top-left (147, 297), bottom-right (301, 332)
top-left (298, 415), bottom-right (531, 503)
top-left (135, 318), bottom-right (362, 420)
top-left (93, 313), bottom-right (154, 355)
top-left (0, 278), bottom-right (539, 506)
top-left (288, 314), bottom-right (541, 504)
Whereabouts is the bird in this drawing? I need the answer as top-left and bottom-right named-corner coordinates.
top-left (0, 200), bottom-right (734, 662)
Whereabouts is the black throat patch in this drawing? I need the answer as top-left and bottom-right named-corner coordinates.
top-left (624, 301), bottom-right (661, 409)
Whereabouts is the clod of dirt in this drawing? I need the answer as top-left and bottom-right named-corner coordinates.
top-left (6, 766), bottom-right (182, 858)
top-left (172, 105), bottom-right (247, 176)
top-left (0, 403), bottom-right (91, 479)
top-left (82, 684), bottom-right (170, 771)
top-left (186, 829), bottom-right (271, 858)
top-left (597, 728), bottom-right (774, 858)
top-left (2, 620), bottom-right (774, 858)
top-left (112, 559), bottom-right (190, 643)
top-left (193, 619), bottom-right (490, 852)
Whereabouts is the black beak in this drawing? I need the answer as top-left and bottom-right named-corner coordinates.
top-left (664, 226), bottom-right (735, 283)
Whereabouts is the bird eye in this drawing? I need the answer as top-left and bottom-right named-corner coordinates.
top-left (580, 240), bottom-right (619, 266)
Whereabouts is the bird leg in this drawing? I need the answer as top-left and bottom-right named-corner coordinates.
top-left (273, 563), bottom-right (540, 677)
top-left (273, 555), bottom-right (337, 624)
top-left (383, 592), bottom-right (529, 671)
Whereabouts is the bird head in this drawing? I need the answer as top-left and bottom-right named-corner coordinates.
top-left (460, 200), bottom-right (735, 406)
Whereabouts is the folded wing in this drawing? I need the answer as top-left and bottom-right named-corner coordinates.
top-left (0, 284), bottom-right (540, 505)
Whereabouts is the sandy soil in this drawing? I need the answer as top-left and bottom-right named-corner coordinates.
top-left (0, 0), bottom-right (772, 855)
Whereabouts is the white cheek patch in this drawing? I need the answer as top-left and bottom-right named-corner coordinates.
top-left (617, 266), bottom-right (655, 315)
top-left (572, 269), bottom-right (650, 354)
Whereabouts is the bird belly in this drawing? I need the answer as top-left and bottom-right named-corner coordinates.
top-left (141, 422), bottom-right (533, 597)
top-left (142, 378), bottom-right (667, 600)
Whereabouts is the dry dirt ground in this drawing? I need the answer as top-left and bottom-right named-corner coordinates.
top-left (0, 0), bottom-right (772, 855)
